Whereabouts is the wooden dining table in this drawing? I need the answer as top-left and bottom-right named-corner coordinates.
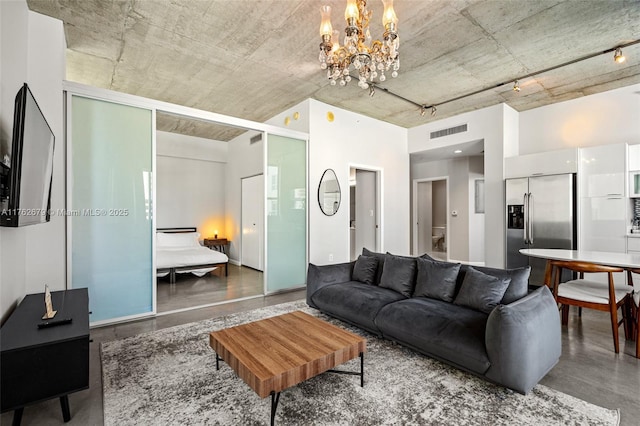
top-left (519, 248), bottom-right (640, 287)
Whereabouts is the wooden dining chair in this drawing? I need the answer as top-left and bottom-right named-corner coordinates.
top-left (550, 260), bottom-right (631, 354)
top-left (626, 268), bottom-right (640, 359)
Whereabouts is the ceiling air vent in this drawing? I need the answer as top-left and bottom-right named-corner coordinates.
top-left (430, 124), bottom-right (468, 139)
top-left (250, 134), bottom-right (262, 144)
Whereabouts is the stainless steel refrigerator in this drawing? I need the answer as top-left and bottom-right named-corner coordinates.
top-left (505, 174), bottom-right (577, 286)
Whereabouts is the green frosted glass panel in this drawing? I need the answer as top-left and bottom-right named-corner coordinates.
top-left (71, 95), bottom-right (153, 322)
top-left (266, 135), bottom-right (307, 292)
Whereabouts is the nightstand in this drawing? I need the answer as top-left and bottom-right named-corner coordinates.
top-left (204, 238), bottom-right (230, 255)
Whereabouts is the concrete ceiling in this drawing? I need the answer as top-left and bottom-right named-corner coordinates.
top-left (27, 0), bottom-right (640, 142)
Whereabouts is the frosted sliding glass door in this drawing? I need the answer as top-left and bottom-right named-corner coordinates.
top-left (266, 134), bottom-right (307, 293)
top-left (70, 95), bottom-right (153, 323)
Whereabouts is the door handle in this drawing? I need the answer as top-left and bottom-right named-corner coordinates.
top-left (528, 192), bottom-right (534, 245)
top-left (523, 193), bottom-right (529, 244)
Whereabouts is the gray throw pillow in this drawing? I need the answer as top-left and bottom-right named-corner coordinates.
top-left (457, 265), bottom-right (530, 305)
top-left (362, 247), bottom-right (386, 285)
top-left (454, 266), bottom-right (511, 314)
top-left (378, 254), bottom-right (417, 297)
top-left (352, 255), bottom-right (378, 285)
top-left (414, 258), bottom-right (461, 302)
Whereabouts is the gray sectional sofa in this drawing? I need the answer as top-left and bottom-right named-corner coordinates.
top-left (306, 249), bottom-right (561, 394)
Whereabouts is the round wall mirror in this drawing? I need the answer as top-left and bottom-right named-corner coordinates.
top-left (318, 169), bottom-right (341, 216)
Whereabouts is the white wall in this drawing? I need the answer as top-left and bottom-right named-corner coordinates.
top-left (409, 104), bottom-right (519, 268)
top-left (1, 2), bottom-right (66, 322)
top-left (266, 99), bottom-right (409, 264)
top-left (156, 131), bottom-right (227, 240)
top-left (519, 83), bottom-right (640, 154)
top-left (468, 156), bottom-right (485, 263)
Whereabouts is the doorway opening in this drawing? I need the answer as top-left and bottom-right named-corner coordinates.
top-left (349, 167), bottom-right (382, 260)
top-left (413, 177), bottom-right (448, 261)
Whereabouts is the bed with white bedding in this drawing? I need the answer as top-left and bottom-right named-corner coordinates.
top-left (157, 228), bottom-right (228, 283)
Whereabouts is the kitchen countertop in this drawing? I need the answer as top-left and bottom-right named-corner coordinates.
top-left (628, 233), bottom-right (640, 238)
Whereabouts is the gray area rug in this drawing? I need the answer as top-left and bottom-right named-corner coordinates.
top-left (101, 300), bottom-right (620, 425)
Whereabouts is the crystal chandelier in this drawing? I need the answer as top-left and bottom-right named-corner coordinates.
top-left (318, 0), bottom-right (399, 89)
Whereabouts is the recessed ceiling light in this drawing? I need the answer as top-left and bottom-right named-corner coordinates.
top-left (454, 149), bottom-right (462, 154)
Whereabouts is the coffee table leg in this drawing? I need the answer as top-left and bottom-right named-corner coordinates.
top-left (270, 391), bottom-right (281, 426)
top-left (360, 352), bottom-right (364, 387)
top-left (215, 353), bottom-right (222, 371)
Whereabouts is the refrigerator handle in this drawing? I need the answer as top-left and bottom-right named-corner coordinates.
top-left (523, 193), bottom-right (529, 244)
top-left (528, 192), bottom-right (534, 245)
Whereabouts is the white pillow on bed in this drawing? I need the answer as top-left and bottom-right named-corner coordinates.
top-left (157, 232), bottom-right (201, 248)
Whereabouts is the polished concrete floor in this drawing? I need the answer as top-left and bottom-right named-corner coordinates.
top-left (3, 294), bottom-right (639, 425)
top-left (157, 264), bottom-right (263, 313)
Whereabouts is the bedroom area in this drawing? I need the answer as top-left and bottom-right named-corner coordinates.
top-left (155, 112), bottom-right (264, 314)
top-left (64, 83), bottom-right (308, 325)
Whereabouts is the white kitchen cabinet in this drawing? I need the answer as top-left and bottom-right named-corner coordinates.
top-left (627, 235), bottom-right (640, 253)
top-left (505, 147), bottom-right (577, 178)
top-left (580, 197), bottom-right (627, 252)
top-left (629, 144), bottom-right (640, 171)
top-left (579, 143), bottom-right (625, 198)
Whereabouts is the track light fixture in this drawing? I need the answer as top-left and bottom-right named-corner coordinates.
top-left (369, 85), bottom-right (376, 97)
top-left (359, 39), bottom-right (639, 119)
top-left (513, 80), bottom-right (521, 92)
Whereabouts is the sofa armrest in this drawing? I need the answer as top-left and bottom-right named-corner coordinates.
top-left (306, 262), bottom-right (354, 308)
top-left (484, 286), bottom-right (561, 394)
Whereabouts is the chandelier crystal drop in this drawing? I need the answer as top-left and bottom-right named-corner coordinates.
top-left (318, 0), bottom-right (399, 89)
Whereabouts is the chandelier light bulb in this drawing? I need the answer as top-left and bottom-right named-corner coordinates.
top-left (345, 0), bottom-right (359, 20)
top-left (614, 48), bottom-right (625, 64)
top-left (382, 0), bottom-right (398, 27)
top-left (319, 5), bottom-right (333, 37)
top-left (331, 30), bottom-right (341, 53)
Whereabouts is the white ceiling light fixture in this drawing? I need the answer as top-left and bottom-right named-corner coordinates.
top-left (319, 0), bottom-right (400, 89)
top-left (614, 47), bottom-right (626, 64)
top-left (454, 149), bottom-right (463, 154)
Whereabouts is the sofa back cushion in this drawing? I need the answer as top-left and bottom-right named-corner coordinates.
top-left (414, 257), bottom-right (461, 302)
top-left (352, 255), bottom-right (378, 285)
top-left (457, 265), bottom-right (530, 305)
top-left (378, 253), bottom-right (417, 297)
top-left (454, 266), bottom-right (511, 314)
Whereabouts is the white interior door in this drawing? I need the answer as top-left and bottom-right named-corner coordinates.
top-left (355, 169), bottom-right (377, 254)
top-left (417, 181), bottom-right (433, 254)
top-left (241, 174), bottom-right (264, 271)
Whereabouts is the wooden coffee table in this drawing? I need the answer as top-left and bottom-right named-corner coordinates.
top-left (209, 311), bottom-right (366, 425)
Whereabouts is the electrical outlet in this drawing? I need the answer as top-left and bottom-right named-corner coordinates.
top-left (329, 253), bottom-right (334, 261)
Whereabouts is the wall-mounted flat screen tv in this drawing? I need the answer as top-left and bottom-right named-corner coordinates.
top-left (0, 83), bottom-right (55, 227)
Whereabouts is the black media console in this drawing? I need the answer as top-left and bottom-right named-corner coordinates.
top-left (1, 288), bottom-right (89, 425)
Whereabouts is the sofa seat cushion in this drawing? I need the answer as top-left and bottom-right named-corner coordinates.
top-left (311, 281), bottom-right (406, 333)
top-left (375, 298), bottom-right (491, 374)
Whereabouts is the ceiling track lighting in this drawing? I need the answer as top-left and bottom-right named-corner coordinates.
top-left (382, 39), bottom-right (639, 118)
top-left (513, 80), bottom-right (521, 92)
top-left (431, 106), bottom-right (437, 116)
